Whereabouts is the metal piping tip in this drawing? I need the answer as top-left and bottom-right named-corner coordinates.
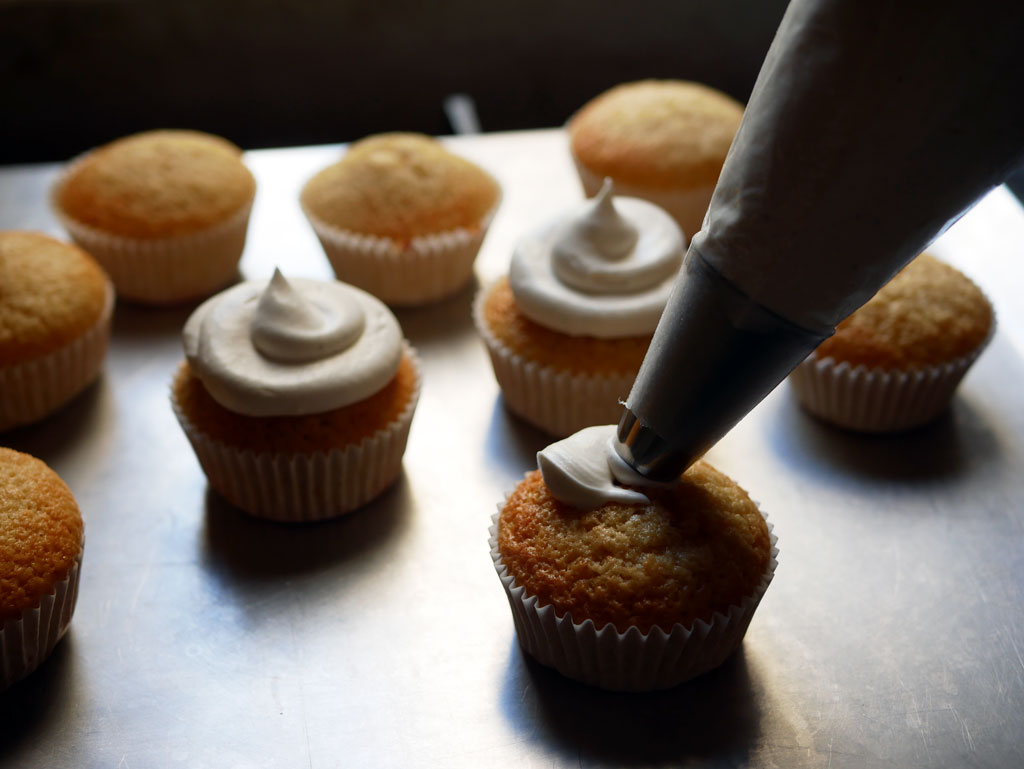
top-left (612, 250), bottom-right (828, 485)
top-left (613, 407), bottom-right (694, 483)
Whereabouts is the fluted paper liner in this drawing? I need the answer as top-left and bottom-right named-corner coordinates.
top-left (788, 321), bottom-right (995, 432)
top-left (170, 346), bottom-right (421, 522)
top-left (571, 154), bottom-right (713, 242)
top-left (301, 190), bottom-right (499, 307)
top-left (0, 281), bottom-right (114, 431)
top-left (1, 547), bottom-right (83, 690)
top-left (490, 506), bottom-right (777, 692)
top-left (473, 287), bottom-right (637, 437)
top-left (53, 157), bottom-right (253, 305)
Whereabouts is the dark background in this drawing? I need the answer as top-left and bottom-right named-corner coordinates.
top-left (0, 0), bottom-right (788, 162)
top-left (2, 0), bottom-right (1022, 198)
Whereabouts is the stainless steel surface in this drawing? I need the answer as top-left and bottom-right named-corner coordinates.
top-left (1, 130), bottom-right (1023, 768)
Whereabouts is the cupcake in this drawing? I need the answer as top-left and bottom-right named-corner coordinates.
top-left (789, 253), bottom-right (994, 432)
top-left (491, 425), bottom-right (777, 691)
top-left (0, 231), bottom-right (114, 431)
top-left (53, 129), bottom-right (256, 305)
top-left (300, 132), bottom-right (500, 306)
top-left (475, 179), bottom-right (684, 436)
top-left (1, 447), bottom-right (84, 690)
top-left (567, 79), bottom-right (744, 238)
top-left (170, 269), bottom-right (421, 522)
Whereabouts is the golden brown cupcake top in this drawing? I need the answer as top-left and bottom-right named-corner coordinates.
top-left (0, 231), bottom-right (110, 366)
top-left (568, 80), bottom-right (744, 190)
top-left (498, 464), bottom-right (771, 634)
top-left (301, 133), bottom-right (500, 241)
top-left (0, 447), bottom-right (84, 623)
top-left (56, 129), bottom-right (255, 239)
top-left (479, 278), bottom-right (650, 376)
top-left (815, 253), bottom-right (993, 370)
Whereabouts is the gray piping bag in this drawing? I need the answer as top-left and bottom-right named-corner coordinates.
top-left (615, 0), bottom-right (1024, 480)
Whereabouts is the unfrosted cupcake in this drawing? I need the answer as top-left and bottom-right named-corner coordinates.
top-left (300, 132), bottom-right (501, 306)
top-left (53, 129), bottom-right (256, 305)
top-left (475, 180), bottom-right (684, 436)
top-left (0, 231), bottom-right (114, 431)
top-left (567, 79), bottom-right (743, 238)
top-left (170, 269), bottom-right (420, 522)
top-left (1, 447), bottom-right (84, 690)
top-left (491, 425), bottom-right (777, 691)
top-left (789, 253), bottom-right (994, 432)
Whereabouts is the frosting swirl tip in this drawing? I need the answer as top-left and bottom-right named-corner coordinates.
top-left (509, 181), bottom-right (685, 337)
top-left (250, 268), bottom-right (365, 362)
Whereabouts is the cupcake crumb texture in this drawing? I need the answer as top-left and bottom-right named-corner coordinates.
top-left (0, 447), bottom-right (84, 624)
top-left (172, 351), bottom-right (420, 453)
top-left (0, 231), bottom-right (109, 365)
top-left (302, 133), bottom-right (499, 241)
top-left (498, 464), bottom-right (770, 634)
top-left (568, 80), bottom-right (744, 190)
top-left (56, 130), bottom-right (255, 239)
top-left (815, 253), bottom-right (993, 370)
top-left (481, 277), bottom-right (650, 376)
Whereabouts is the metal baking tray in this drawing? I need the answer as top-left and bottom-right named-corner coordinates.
top-left (1, 130), bottom-right (1022, 768)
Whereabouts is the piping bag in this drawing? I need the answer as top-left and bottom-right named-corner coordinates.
top-left (614, 0), bottom-right (1024, 481)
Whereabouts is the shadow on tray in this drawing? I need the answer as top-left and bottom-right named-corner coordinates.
top-left (500, 639), bottom-right (760, 766)
top-left (391, 274), bottom-right (479, 351)
top-left (0, 635), bottom-right (77, 757)
top-left (483, 397), bottom-right (552, 482)
top-left (200, 471), bottom-right (414, 581)
top-left (110, 292), bottom-right (211, 341)
top-left (0, 375), bottom-right (109, 466)
top-left (770, 387), bottom-right (1002, 481)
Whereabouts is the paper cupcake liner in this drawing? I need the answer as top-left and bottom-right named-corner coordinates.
top-left (473, 288), bottom-right (636, 437)
top-left (1, 546), bottom-right (83, 690)
top-left (301, 193), bottom-right (499, 307)
top-left (571, 155), bottom-right (711, 242)
top-left (170, 345), bottom-right (422, 522)
top-left (52, 160), bottom-right (253, 305)
top-left (489, 507), bottom-right (778, 692)
top-left (0, 281), bottom-right (114, 431)
top-left (788, 325), bottom-right (995, 432)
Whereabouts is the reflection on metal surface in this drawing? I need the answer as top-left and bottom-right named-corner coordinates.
top-left (1, 132), bottom-right (1023, 767)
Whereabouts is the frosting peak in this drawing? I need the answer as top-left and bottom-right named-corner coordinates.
top-left (251, 269), bottom-right (365, 362)
top-left (554, 179), bottom-right (639, 271)
top-left (509, 180), bottom-right (685, 337)
top-left (537, 425), bottom-right (668, 509)
top-left (183, 271), bottom-right (402, 417)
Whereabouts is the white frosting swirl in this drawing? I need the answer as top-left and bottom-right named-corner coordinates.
top-left (183, 269), bottom-right (402, 417)
top-left (509, 179), bottom-right (684, 338)
top-left (537, 424), bottom-right (669, 509)
top-left (249, 270), bottom-right (365, 362)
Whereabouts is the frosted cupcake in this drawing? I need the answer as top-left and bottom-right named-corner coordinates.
top-left (1, 447), bottom-right (84, 690)
top-left (789, 253), bottom-right (994, 431)
top-left (475, 180), bottom-right (684, 436)
top-left (567, 80), bottom-right (743, 239)
top-left (170, 269), bottom-right (421, 521)
top-left (53, 129), bottom-right (256, 304)
top-left (301, 133), bottom-right (501, 306)
top-left (0, 231), bottom-right (114, 431)
top-left (491, 425), bottom-right (777, 691)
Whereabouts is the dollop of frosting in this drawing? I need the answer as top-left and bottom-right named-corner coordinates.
top-left (537, 424), bottom-right (668, 509)
top-left (183, 269), bottom-right (402, 417)
top-left (509, 179), bottom-right (684, 338)
top-left (250, 270), bottom-right (365, 362)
